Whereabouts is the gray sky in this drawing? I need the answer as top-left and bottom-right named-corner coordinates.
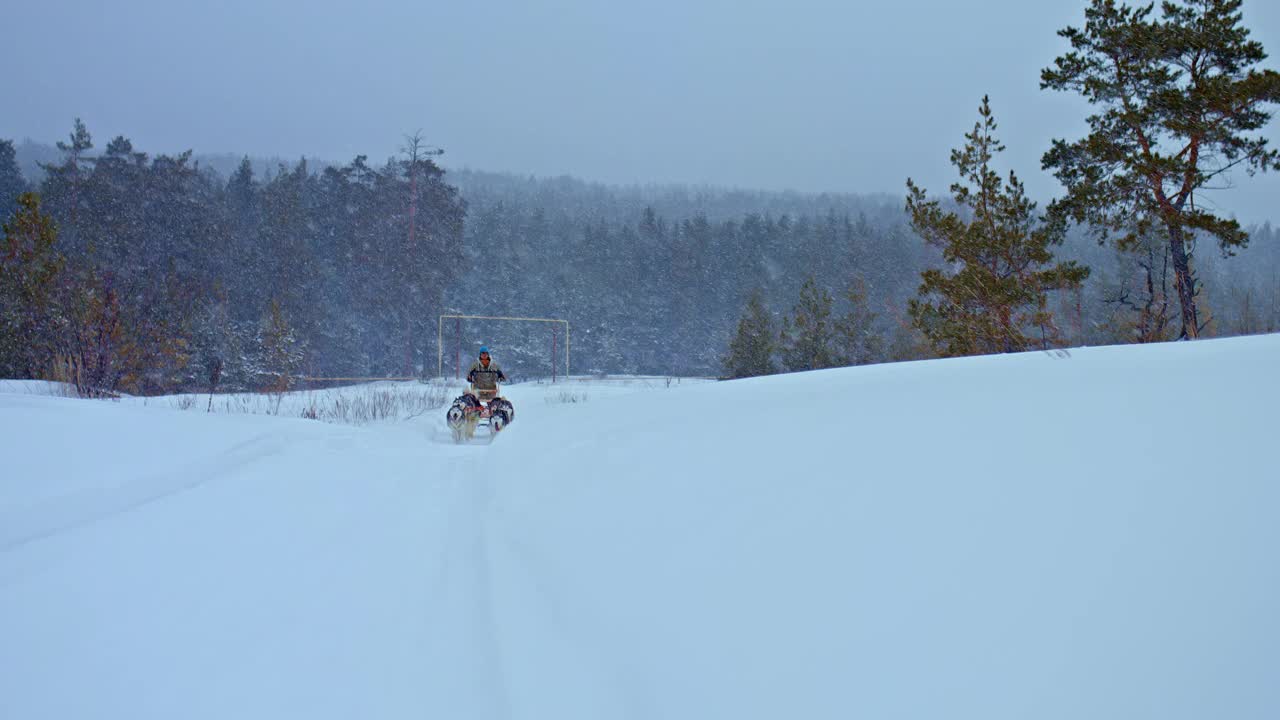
top-left (4, 0), bottom-right (1278, 223)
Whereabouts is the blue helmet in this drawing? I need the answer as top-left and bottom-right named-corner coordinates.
top-left (479, 346), bottom-right (489, 355)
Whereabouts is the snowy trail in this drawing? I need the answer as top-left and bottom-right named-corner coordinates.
top-left (451, 474), bottom-right (513, 719)
top-left (0, 432), bottom-right (283, 552)
top-left (4, 341), bottom-right (1280, 719)
top-left (0, 380), bottom-right (592, 719)
top-left (1, 397), bottom-right (474, 718)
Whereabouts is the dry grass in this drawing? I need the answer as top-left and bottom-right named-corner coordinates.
top-left (139, 381), bottom-right (451, 426)
top-left (546, 389), bottom-right (588, 404)
top-left (300, 386), bottom-right (449, 425)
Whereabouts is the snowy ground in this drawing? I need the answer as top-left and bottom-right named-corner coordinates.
top-left (3, 338), bottom-right (1279, 719)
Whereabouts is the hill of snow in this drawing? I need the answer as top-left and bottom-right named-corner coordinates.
top-left (3, 337), bottom-right (1279, 719)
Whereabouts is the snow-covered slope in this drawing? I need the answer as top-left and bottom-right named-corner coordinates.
top-left (3, 337), bottom-right (1278, 719)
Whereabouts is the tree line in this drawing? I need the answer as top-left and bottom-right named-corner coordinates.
top-left (1, 126), bottom-right (465, 396)
top-left (3, 0), bottom-right (1278, 391)
top-left (724, 0), bottom-right (1280, 377)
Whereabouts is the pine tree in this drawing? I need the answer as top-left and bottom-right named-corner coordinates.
top-left (224, 156), bottom-right (267, 316)
top-left (906, 96), bottom-right (1090, 357)
top-left (780, 276), bottom-right (840, 372)
top-left (0, 193), bottom-right (65, 378)
top-left (259, 299), bottom-right (304, 395)
top-left (723, 289), bottom-right (777, 378)
top-left (397, 132), bottom-right (447, 375)
top-left (1041, 0), bottom-right (1280, 339)
top-left (0, 140), bottom-right (28, 222)
top-left (835, 276), bottom-right (881, 366)
top-left (83, 136), bottom-right (148, 275)
top-left (38, 119), bottom-right (94, 255)
top-left (260, 159), bottom-right (324, 363)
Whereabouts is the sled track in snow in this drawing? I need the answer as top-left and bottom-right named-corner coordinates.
top-left (0, 434), bottom-right (283, 553)
top-left (434, 468), bottom-right (512, 719)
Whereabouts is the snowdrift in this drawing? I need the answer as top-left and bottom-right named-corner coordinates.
top-left (3, 336), bottom-right (1278, 719)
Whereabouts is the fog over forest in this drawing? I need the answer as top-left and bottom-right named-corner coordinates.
top-left (4, 0), bottom-right (1279, 221)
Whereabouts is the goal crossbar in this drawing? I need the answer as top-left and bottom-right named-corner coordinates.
top-left (438, 314), bottom-right (570, 379)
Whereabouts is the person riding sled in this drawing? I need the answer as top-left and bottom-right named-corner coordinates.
top-left (448, 345), bottom-right (514, 437)
top-left (466, 346), bottom-right (508, 402)
top-left (447, 346), bottom-right (515, 440)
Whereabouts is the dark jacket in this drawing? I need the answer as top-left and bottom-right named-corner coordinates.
top-left (467, 359), bottom-right (507, 390)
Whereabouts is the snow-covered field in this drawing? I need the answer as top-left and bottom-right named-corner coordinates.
top-left (3, 338), bottom-right (1278, 719)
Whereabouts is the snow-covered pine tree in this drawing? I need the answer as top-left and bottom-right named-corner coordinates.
top-left (259, 299), bottom-right (305, 394)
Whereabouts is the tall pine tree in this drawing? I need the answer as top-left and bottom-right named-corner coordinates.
top-left (1042, 0), bottom-right (1280, 339)
top-left (39, 119), bottom-right (94, 256)
top-left (906, 96), bottom-right (1089, 357)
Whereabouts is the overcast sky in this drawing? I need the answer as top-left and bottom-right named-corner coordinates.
top-left (4, 0), bottom-right (1278, 222)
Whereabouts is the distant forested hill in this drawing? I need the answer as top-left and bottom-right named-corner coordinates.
top-left (442, 169), bottom-right (932, 375)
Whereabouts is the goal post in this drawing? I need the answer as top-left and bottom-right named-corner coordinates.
top-left (438, 314), bottom-right (570, 381)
